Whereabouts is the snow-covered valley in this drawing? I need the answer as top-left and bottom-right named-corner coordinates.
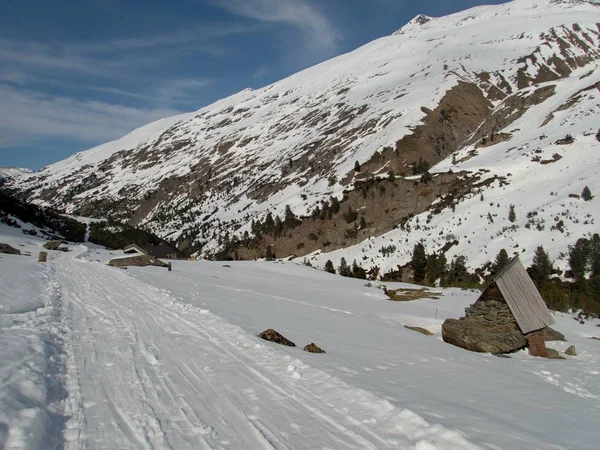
top-left (1, 225), bottom-right (599, 449)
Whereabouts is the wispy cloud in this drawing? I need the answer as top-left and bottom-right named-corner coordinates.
top-left (212, 0), bottom-right (340, 55)
top-left (0, 84), bottom-right (181, 148)
top-left (156, 78), bottom-right (213, 106)
top-left (85, 77), bottom-right (212, 106)
top-left (0, 26), bottom-right (248, 81)
top-left (0, 24), bottom-right (233, 153)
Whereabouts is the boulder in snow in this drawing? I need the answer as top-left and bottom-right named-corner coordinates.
top-left (404, 325), bottom-right (434, 336)
top-left (0, 243), bottom-right (21, 255)
top-left (442, 318), bottom-right (527, 354)
top-left (542, 327), bottom-right (566, 342)
top-left (43, 240), bottom-right (62, 250)
top-left (565, 345), bottom-right (577, 356)
top-left (303, 343), bottom-right (326, 353)
top-left (545, 348), bottom-right (566, 360)
top-left (108, 255), bottom-right (168, 268)
top-left (258, 329), bottom-right (295, 347)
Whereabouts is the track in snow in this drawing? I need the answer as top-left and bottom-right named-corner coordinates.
top-left (51, 250), bottom-right (478, 450)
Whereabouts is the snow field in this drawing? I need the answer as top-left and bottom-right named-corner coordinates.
top-left (51, 248), bottom-right (482, 449)
top-left (2, 221), bottom-right (600, 448)
top-left (129, 258), bottom-right (600, 450)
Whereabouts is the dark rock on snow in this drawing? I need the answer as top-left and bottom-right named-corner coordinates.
top-left (545, 348), bottom-right (566, 360)
top-left (258, 329), bottom-right (296, 347)
top-left (404, 325), bottom-right (434, 336)
top-left (43, 240), bottom-right (62, 250)
top-left (0, 243), bottom-right (21, 255)
top-left (304, 343), bottom-right (326, 353)
top-left (565, 345), bottom-right (577, 356)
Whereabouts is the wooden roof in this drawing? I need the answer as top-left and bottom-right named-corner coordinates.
top-left (123, 244), bottom-right (148, 255)
top-left (490, 256), bottom-right (555, 334)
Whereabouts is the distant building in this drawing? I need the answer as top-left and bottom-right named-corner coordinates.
top-left (123, 244), bottom-right (148, 256)
top-left (146, 244), bottom-right (177, 259)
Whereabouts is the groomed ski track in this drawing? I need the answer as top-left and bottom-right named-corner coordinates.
top-left (50, 247), bottom-right (477, 450)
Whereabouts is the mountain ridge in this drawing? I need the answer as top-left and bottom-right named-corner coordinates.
top-left (6, 0), bottom-right (600, 275)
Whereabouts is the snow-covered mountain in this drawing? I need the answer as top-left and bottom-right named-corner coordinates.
top-left (0, 166), bottom-right (33, 182)
top-left (7, 0), bottom-right (600, 272)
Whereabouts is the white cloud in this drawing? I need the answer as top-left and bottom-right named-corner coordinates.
top-left (0, 84), bottom-right (181, 147)
top-left (213, 0), bottom-right (340, 54)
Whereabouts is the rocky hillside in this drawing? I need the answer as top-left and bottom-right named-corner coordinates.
top-left (0, 167), bottom-right (33, 184)
top-left (6, 0), bottom-right (600, 273)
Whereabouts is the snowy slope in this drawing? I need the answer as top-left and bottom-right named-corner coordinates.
top-left (0, 166), bottom-right (33, 181)
top-left (7, 0), bottom-right (600, 271)
top-left (310, 64), bottom-right (600, 272)
top-left (2, 225), bottom-right (599, 449)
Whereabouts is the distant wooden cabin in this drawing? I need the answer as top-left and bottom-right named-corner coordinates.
top-left (123, 244), bottom-right (148, 256)
top-left (478, 256), bottom-right (555, 335)
top-left (147, 244), bottom-right (177, 259)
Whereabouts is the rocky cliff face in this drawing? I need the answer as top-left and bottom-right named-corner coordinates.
top-left (7, 0), bottom-right (600, 272)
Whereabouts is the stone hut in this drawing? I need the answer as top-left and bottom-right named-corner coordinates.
top-left (443, 256), bottom-right (555, 354)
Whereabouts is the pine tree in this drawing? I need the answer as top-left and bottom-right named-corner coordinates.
top-left (568, 238), bottom-right (590, 280)
top-left (589, 234), bottom-right (600, 278)
top-left (420, 170), bottom-right (432, 184)
top-left (582, 186), bottom-right (593, 201)
top-left (351, 260), bottom-right (367, 279)
top-left (284, 205), bottom-right (298, 227)
top-left (274, 215), bottom-right (283, 236)
top-left (452, 255), bottom-right (468, 280)
top-left (426, 252), bottom-right (447, 283)
top-left (338, 257), bottom-right (352, 277)
top-left (491, 249), bottom-right (510, 275)
top-left (529, 246), bottom-right (553, 286)
top-left (359, 216), bottom-right (367, 229)
top-left (324, 260), bottom-right (336, 274)
top-left (354, 161), bottom-right (361, 172)
top-left (508, 204), bottom-right (516, 223)
top-left (443, 255), bottom-right (468, 285)
top-left (411, 242), bottom-right (427, 283)
top-left (330, 196), bottom-right (341, 214)
top-left (263, 213), bottom-right (275, 233)
top-left (265, 245), bottom-right (273, 261)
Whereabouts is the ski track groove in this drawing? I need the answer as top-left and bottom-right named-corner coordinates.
top-left (50, 251), bottom-right (479, 449)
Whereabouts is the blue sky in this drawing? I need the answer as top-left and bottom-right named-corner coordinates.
top-left (0, 0), bottom-right (506, 170)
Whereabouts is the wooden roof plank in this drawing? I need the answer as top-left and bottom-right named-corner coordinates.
top-left (493, 257), bottom-right (554, 334)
